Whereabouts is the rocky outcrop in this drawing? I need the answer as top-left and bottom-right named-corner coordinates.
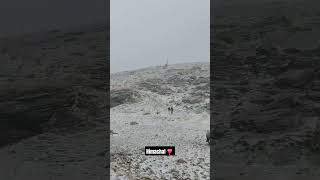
top-left (110, 89), bottom-right (141, 108)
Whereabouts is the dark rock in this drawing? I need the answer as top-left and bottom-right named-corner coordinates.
top-left (176, 158), bottom-right (187, 164)
top-left (110, 89), bottom-right (140, 108)
top-left (182, 96), bottom-right (203, 104)
top-left (130, 121), bottom-right (138, 125)
top-left (138, 80), bottom-right (174, 95)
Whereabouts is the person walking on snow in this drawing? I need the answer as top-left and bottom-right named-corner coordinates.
top-left (206, 130), bottom-right (210, 144)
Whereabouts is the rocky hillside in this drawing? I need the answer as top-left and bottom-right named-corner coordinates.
top-left (0, 24), bottom-right (109, 179)
top-left (0, 24), bottom-right (109, 146)
top-left (111, 62), bottom-right (210, 114)
top-left (110, 63), bottom-right (210, 179)
top-left (212, 0), bottom-right (320, 179)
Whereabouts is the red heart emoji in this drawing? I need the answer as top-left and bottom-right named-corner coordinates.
top-left (167, 149), bottom-right (172, 155)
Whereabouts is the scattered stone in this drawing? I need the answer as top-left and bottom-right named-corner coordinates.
top-left (176, 158), bottom-right (187, 164)
top-left (110, 130), bottom-right (118, 134)
top-left (130, 121), bottom-right (138, 125)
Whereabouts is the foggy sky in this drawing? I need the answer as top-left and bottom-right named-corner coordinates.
top-left (111, 0), bottom-right (210, 73)
top-left (0, 0), bottom-right (108, 37)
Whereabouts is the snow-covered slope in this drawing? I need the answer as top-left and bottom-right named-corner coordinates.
top-left (212, 0), bottom-right (320, 179)
top-left (0, 24), bottom-right (108, 179)
top-left (110, 63), bottom-right (210, 179)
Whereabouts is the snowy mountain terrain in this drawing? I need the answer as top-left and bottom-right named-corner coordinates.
top-left (0, 24), bottom-right (109, 179)
top-left (212, 0), bottom-right (320, 179)
top-left (110, 63), bottom-right (210, 179)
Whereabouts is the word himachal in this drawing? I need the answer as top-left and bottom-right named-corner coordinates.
top-left (145, 146), bottom-right (175, 156)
